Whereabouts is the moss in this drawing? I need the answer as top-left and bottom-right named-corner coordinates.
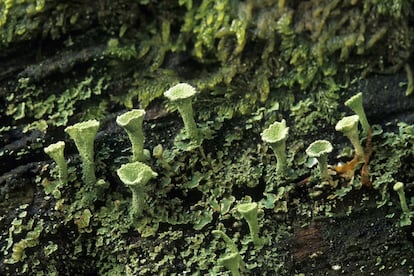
top-left (2, 0), bottom-right (409, 139)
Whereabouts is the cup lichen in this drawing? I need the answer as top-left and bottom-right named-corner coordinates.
top-left (219, 252), bottom-right (244, 276)
top-left (212, 229), bottom-right (238, 253)
top-left (116, 109), bottom-right (146, 162)
top-left (164, 83), bottom-right (200, 143)
top-left (261, 119), bottom-right (289, 176)
top-left (212, 229), bottom-right (245, 276)
top-left (65, 120), bottom-right (100, 186)
top-left (117, 161), bottom-right (158, 219)
top-left (393, 182), bottom-right (412, 226)
top-left (236, 202), bottom-right (264, 248)
top-left (44, 141), bottom-right (68, 186)
top-left (344, 92), bottom-right (370, 136)
top-left (306, 140), bottom-right (333, 182)
top-left (335, 115), bottom-right (364, 158)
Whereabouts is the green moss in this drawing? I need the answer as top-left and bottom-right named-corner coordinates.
top-left (120, 70), bottom-right (178, 109)
top-left (290, 82), bottom-right (340, 136)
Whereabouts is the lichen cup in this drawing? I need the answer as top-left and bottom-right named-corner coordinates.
top-left (44, 141), bottom-right (68, 187)
top-left (117, 161), bottom-right (158, 219)
top-left (261, 119), bottom-right (289, 176)
top-left (335, 115), bottom-right (364, 158)
top-left (345, 92), bottom-right (370, 136)
top-left (164, 83), bottom-right (200, 143)
top-left (116, 109), bottom-right (146, 162)
top-left (306, 140), bottom-right (333, 181)
top-left (65, 120), bottom-right (100, 186)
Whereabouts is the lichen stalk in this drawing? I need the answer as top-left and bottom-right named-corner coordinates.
top-left (116, 109), bottom-right (146, 162)
top-left (177, 99), bottom-right (199, 140)
top-left (212, 230), bottom-right (238, 253)
top-left (44, 141), bottom-right (68, 186)
top-left (345, 92), bottom-right (370, 136)
top-left (237, 202), bottom-right (264, 248)
top-left (164, 83), bottom-right (200, 142)
top-left (345, 126), bottom-right (364, 158)
top-left (261, 119), bottom-right (289, 176)
top-left (117, 161), bottom-right (158, 219)
top-left (220, 252), bottom-right (243, 276)
top-left (335, 115), bottom-right (364, 158)
top-left (394, 182), bottom-right (410, 214)
top-left (306, 140), bottom-right (333, 182)
top-left (317, 154), bottom-right (329, 180)
top-left (65, 120), bottom-right (100, 186)
top-left (393, 182), bottom-right (412, 226)
top-left (129, 185), bottom-right (145, 218)
top-left (270, 139), bottom-right (287, 175)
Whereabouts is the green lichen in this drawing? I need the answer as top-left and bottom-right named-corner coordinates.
top-left (335, 115), bottom-right (364, 158)
top-left (1, 1), bottom-right (414, 275)
top-left (404, 64), bottom-right (414, 96)
top-left (164, 83), bottom-right (201, 143)
top-left (5, 220), bottom-right (44, 264)
top-left (261, 119), bottom-right (289, 176)
top-left (212, 229), bottom-right (245, 275)
top-left (305, 140), bottom-right (333, 182)
top-left (6, 76), bottom-right (109, 133)
top-left (116, 161), bottom-right (158, 219)
top-left (345, 92), bottom-right (370, 136)
top-left (65, 120), bottom-right (100, 187)
top-left (393, 182), bottom-right (413, 227)
top-left (219, 252), bottom-right (245, 276)
top-left (236, 202), bottom-right (265, 248)
top-left (44, 141), bottom-right (68, 187)
top-left (371, 123), bottom-right (414, 207)
top-left (116, 109), bottom-right (146, 162)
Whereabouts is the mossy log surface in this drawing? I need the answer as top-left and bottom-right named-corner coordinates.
top-left (1, 0), bottom-right (414, 275)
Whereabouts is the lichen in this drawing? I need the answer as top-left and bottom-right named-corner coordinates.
top-left (1, 0), bottom-right (414, 275)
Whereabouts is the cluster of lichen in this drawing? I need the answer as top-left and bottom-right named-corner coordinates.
top-left (371, 122), bottom-right (414, 205)
top-left (2, 0), bottom-right (411, 140)
top-left (1, 0), bottom-right (414, 274)
top-left (4, 86), bottom-right (414, 275)
top-left (21, 82), bottom-right (291, 274)
top-left (33, 85), bottom-right (379, 275)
